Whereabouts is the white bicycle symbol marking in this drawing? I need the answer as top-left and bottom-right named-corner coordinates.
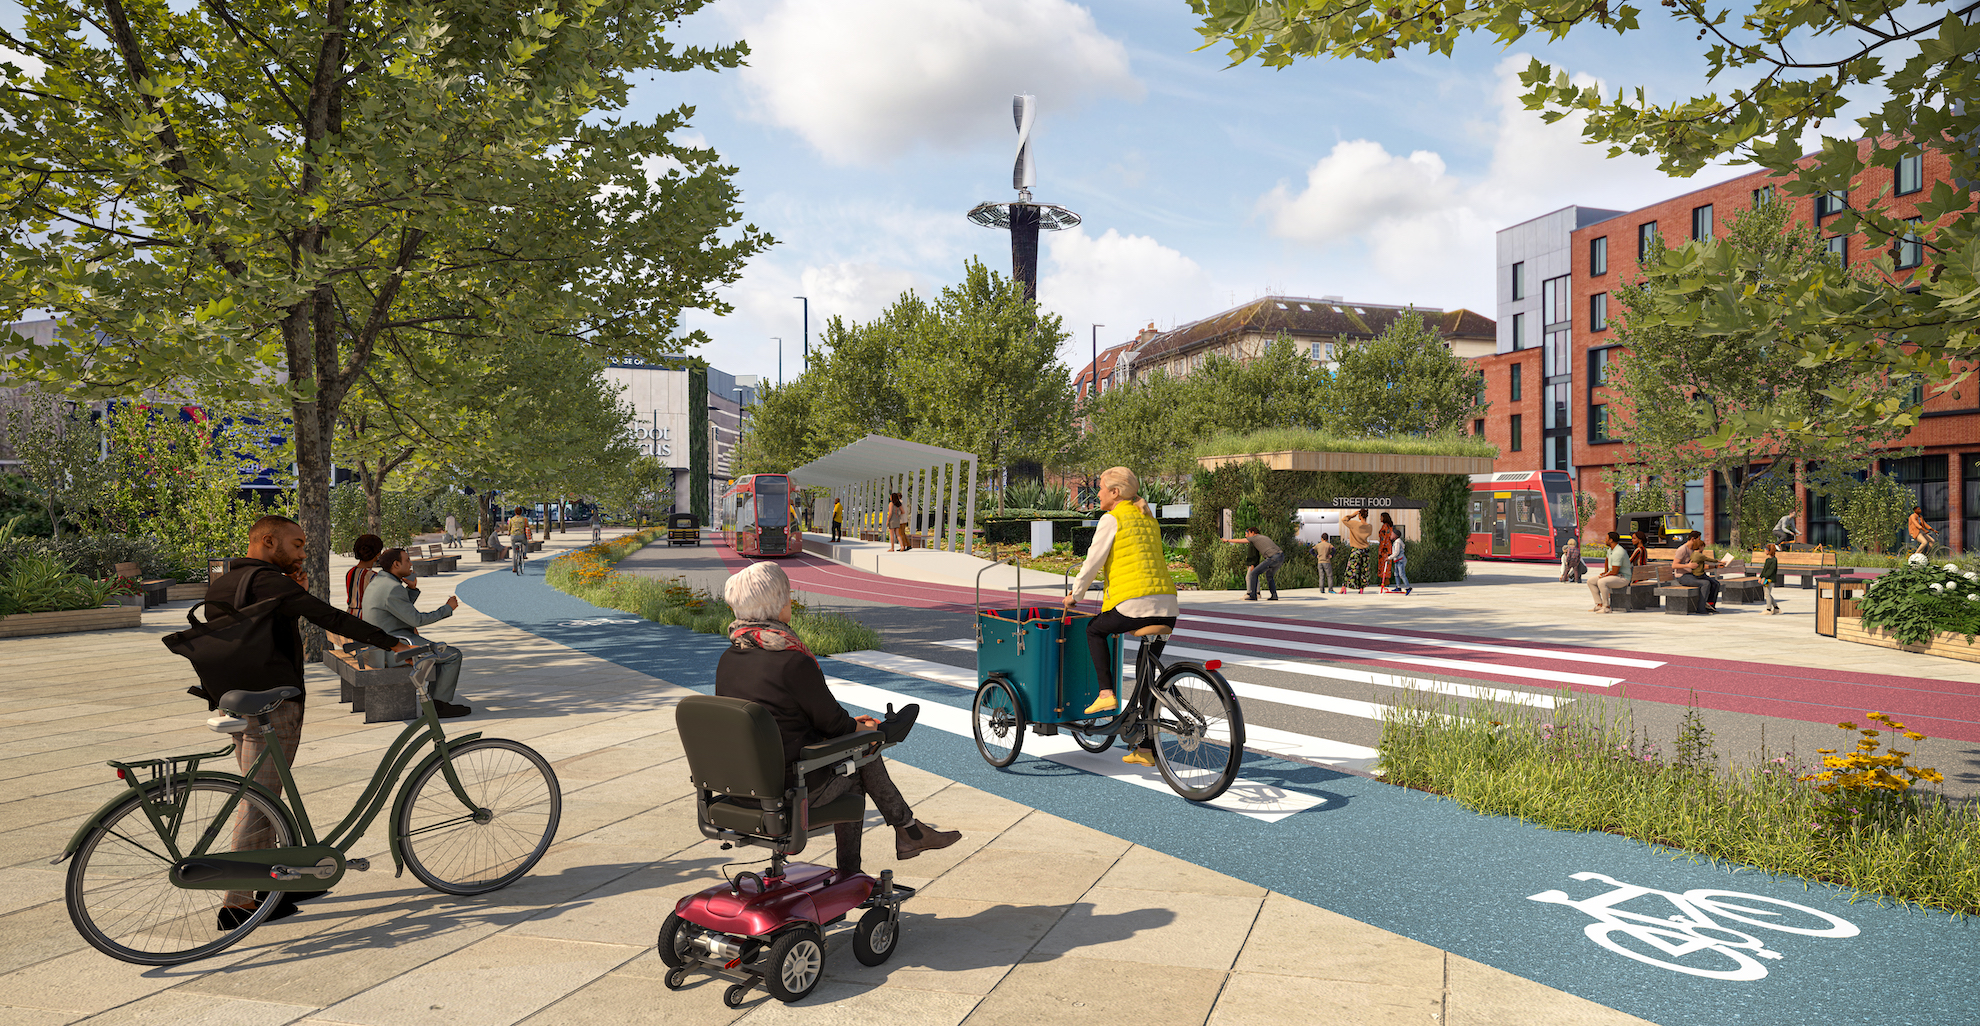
top-left (556, 618), bottom-right (641, 627)
top-left (1527, 872), bottom-right (1858, 981)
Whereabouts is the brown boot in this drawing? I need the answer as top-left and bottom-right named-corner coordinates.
top-left (894, 820), bottom-right (961, 860)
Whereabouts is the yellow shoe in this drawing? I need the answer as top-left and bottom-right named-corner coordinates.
top-left (1121, 749), bottom-right (1155, 767)
top-left (1083, 694), bottom-right (1117, 715)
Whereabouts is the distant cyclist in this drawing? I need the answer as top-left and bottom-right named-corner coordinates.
top-left (1908, 506), bottom-right (1936, 555)
top-left (508, 506), bottom-right (532, 575)
top-left (1062, 466), bottom-right (1177, 767)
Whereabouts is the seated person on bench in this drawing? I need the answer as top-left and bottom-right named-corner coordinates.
top-left (1062, 465), bottom-right (1178, 767)
top-left (714, 562), bottom-right (960, 877)
top-left (360, 547), bottom-right (470, 718)
top-left (1672, 530), bottom-right (1723, 613)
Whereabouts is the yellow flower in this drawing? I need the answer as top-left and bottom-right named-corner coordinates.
top-left (1903, 731), bottom-right (1926, 741)
top-left (1861, 729), bottom-right (1881, 737)
top-left (1866, 711), bottom-right (1888, 721)
top-left (1837, 722), bottom-right (1858, 731)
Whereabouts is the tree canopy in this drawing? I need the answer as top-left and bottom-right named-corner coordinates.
top-left (1190, 0), bottom-right (1980, 441)
top-left (1327, 308), bottom-right (1487, 436)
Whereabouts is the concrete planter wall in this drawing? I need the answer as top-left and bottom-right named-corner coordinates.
top-left (1835, 615), bottom-right (1980, 664)
top-left (0, 604), bottom-right (143, 638)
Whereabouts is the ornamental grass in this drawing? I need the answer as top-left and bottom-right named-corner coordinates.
top-left (544, 531), bottom-right (880, 655)
top-left (1378, 691), bottom-right (1980, 915)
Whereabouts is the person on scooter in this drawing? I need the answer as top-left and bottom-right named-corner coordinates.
top-left (1062, 466), bottom-right (1178, 767)
top-left (714, 562), bottom-right (961, 878)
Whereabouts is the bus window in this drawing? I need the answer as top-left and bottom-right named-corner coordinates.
top-left (758, 477), bottom-right (789, 527)
top-left (736, 489), bottom-right (755, 531)
top-left (1545, 482), bottom-right (1577, 531)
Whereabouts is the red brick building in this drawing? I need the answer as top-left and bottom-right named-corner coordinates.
top-left (1478, 140), bottom-right (1977, 552)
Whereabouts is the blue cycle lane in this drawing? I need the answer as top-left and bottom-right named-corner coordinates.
top-left (460, 568), bottom-right (1979, 1026)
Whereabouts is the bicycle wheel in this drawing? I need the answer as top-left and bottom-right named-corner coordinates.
top-left (1148, 663), bottom-right (1245, 801)
top-left (395, 739), bottom-right (561, 895)
top-left (971, 677), bottom-right (1025, 768)
top-left (66, 778), bottom-right (297, 965)
top-left (1585, 923), bottom-right (1770, 981)
top-left (1071, 725), bottom-right (1116, 753)
top-left (1684, 890), bottom-right (1861, 938)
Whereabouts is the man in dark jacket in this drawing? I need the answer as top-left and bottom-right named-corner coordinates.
top-left (206, 515), bottom-right (410, 926)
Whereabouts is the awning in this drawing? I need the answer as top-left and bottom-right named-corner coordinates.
top-left (788, 434), bottom-right (979, 489)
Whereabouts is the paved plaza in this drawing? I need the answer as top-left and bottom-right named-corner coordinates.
top-left (0, 532), bottom-right (1661, 1026)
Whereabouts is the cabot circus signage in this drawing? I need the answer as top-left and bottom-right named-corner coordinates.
top-left (633, 426), bottom-right (674, 459)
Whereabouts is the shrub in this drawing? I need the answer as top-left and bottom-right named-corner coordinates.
top-left (0, 545), bottom-right (119, 617)
top-left (1857, 559), bottom-right (1980, 645)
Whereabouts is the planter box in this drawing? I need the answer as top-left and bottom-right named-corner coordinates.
top-left (0, 604), bottom-right (143, 638)
top-left (1835, 615), bottom-right (1980, 664)
top-left (166, 583), bottom-right (209, 602)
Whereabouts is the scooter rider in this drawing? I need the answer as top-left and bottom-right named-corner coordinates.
top-left (1062, 466), bottom-right (1178, 767)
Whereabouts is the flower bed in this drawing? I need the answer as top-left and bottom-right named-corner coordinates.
top-left (1836, 617), bottom-right (1980, 663)
top-left (0, 604), bottom-right (142, 638)
top-left (1855, 558), bottom-right (1980, 648)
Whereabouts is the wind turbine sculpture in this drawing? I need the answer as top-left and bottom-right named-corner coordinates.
top-left (967, 94), bottom-right (1081, 302)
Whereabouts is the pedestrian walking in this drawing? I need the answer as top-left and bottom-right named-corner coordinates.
top-left (1315, 533), bottom-right (1335, 591)
top-left (199, 516), bottom-right (410, 927)
top-left (590, 509), bottom-right (602, 544)
top-left (442, 514), bottom-right (461, 548)
top-left (507, 506), bottom-right (532, 575)
top-left (886, 492), bottom-right (908, 552)
top-left (362, 547), bottom-right (470, 718)
top-left (1559, 540), bottom-right (1585, 583)
top-left (344, 534), bottom-right (384, 615)
top-left (1761, 543), bottom-right (1784, 614)
top-left (1385, 530), bottom-right (1412, 595)
top-left (1242, 526), bottom-right (1283, 600)
top-left (1376, 513), bottom-right (1397, 591)
top-left (1587, 531), bottom-right (1629, 613)
top-left (1341, 508), bottom-right (1373, 594)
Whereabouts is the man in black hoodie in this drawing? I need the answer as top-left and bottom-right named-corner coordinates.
top-left (203, 515), bottom-right (410, 926)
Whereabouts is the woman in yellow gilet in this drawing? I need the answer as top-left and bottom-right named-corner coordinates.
top-left (1061, 466), bottom-right (1178, 766)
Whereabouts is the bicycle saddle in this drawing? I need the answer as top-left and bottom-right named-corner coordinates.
top-left (218, 686), bottom-right (302, 717)
top-left (1132, 625), bottom-right (1173, 637)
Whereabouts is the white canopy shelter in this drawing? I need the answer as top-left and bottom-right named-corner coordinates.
top-left (788, 435), bottom-right (980, 554)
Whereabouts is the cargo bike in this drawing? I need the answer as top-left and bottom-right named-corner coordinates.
top-left (970, 562), bottom-right (1246, 801)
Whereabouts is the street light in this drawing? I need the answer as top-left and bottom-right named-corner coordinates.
top-left (1089, 323), bottom-right (1103, 400)
top-left (771, 337), bottom-right (783, 385)
top-left (793, 296), bottom-right (808, 370)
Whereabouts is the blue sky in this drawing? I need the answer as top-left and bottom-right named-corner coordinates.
top-left (643, 0), bottom-right (1759, 385)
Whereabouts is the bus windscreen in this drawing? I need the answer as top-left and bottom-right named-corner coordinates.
top-left (757, 477), bottom-right (789, 527)
top-left (1544, 480), bottom-right (1577, 530)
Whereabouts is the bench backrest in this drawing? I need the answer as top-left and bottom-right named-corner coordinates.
top-left (426, 544), bottom-right (441, 556)
top-left (113, 561), bottom-right (141, 579)
top-left (1629, 564), bottom-right (1661, 583)
top-left (1762, 551), bottom-right (1836, 568)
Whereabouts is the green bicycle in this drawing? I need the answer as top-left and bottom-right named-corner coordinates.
top-left (54, 644), bottom-right (562, 965)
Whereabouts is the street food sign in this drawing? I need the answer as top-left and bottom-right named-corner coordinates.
top-left (1313, 496), bottom-right (1426, 509)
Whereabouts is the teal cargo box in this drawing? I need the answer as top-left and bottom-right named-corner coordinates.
top-left (975, 607), bottom-right (1119, 723)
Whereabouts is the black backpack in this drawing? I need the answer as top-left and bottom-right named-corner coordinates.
top-left (163, 566), bottom-right (287, 710)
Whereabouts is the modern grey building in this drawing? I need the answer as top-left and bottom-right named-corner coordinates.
top-left (1495, 206), bottom-right (1623, 475)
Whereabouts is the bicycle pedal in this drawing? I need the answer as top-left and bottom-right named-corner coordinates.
top-left (347, 857), bottom-right (370, 872)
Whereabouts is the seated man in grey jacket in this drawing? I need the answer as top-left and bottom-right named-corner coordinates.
top-left (361, 547), bottom-right (470, 718)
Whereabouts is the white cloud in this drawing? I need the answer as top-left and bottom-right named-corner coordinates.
top-left (1039, 227), bottom-right (1217, 363)
top-left (0, 46), bottom-right (45, 79)
top-left (1256, 56), bottom-right (1747, 309)
top-left (735, 0), bottom-right (1141, 165)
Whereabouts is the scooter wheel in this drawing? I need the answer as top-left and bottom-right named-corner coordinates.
top-left (724, 983), bottom-right (752, 1008)
top-left (763, 928), bottom-right (825, 1002)
top-left (663, 967), bottom-right (690, 991)
top-left (853, 906), bottom-right (898, 966)
top-left (656, 913), bottom-right (690, 969)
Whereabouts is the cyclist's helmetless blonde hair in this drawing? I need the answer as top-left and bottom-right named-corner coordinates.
top-left (1099, 466), bottom-right (1153, 516)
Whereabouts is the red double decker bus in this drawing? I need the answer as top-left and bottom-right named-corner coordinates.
top-left (1466, 471), bottom-right (1578, 560)
top-left (726, 474), bottom-right (799, 558)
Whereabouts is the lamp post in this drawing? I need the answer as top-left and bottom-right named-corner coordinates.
top-left (792, 296), bottom-right (808, 370)
top-left (771, 337), bottom-right (783, 385)
top-left (1089, 323), bottom-right (1103, 401)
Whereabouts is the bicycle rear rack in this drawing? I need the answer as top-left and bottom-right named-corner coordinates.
top-left (107, 744), bottom-right (237, 797)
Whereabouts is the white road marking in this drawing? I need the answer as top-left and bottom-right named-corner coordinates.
top-left (1182, 611), bottom-right (1666, 669)
top-left (1172, 626), bottom-right (1625, 689)
top-left (930, 639), bottom-right (1564, 709)
top-left (819, 674), bottom-right (1329, 823)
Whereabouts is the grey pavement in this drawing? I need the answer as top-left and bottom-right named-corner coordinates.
top-left (0, 530), bottom-right (1654, 1025)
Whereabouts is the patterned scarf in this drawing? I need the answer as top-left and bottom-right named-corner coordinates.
top-left (728, 618), bottom-right (813, 659)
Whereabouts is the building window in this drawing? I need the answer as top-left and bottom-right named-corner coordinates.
top-left (1896, 152), bottom-right (1923, 196)
top-left (1751, 186), bottom-right (1774, 206)
top-left (1825, 235), bottom-right (1848, 263)
top-left (1310, 341), bottom-right (1324, 360)
top-left (1590, 293), bottom-right (1608, 332)
top-left (1543, 274), bottom-right (1571, 326)
top-left (1590, 404), bottom-right (1610, 442)
top-left (1545, 381), bottom-right (1571, 430)
top-left (1592, 347), bottom-right (1612, 386)
top-left (1510, 414), bottom-right (1523, 452)
top-left (1473, 418), bottom-right (1485, 437)
top-left (1691, 204), bottom-right (1714, 240)
top-left (1896, 218), bottom-right (1924, 270)
top-left (1638, 222), bottom-right (1659, 262)
top-left (1815, 190), bottom-right (1848, 219)
top-left (1510, 363), bottom-right (1523, 402)
top-left (1510, 312), bottom-right (1525, 350)
top-left (1511, 261), bottom-right (1526, 300)
top-left (1552, 435), bottom-right (1570, 472)
top-left (1590, 236), bottom-right (1608, 276)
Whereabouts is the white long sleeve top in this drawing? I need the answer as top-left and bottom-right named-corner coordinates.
top-left (1067, 512), bottom-right (1181, 618)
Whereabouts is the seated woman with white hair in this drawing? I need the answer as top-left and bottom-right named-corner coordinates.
top-left (715, 561), bottom-right (961, 877)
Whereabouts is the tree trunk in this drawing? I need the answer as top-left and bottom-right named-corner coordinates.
top-left (361, 464), bottom-right (384, 534)
top-left (290, 391), bottom-right (335, 662)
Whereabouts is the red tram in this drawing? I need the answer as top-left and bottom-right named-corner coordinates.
top-left (726, 474), bottom-right (799, 558)
top-left (1465, 471), bottom-right (1578, 560)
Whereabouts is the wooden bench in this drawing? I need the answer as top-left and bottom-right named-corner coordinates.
top-left (479, 544), bottom-right (509, 562)
top-left (330, 644), bottom-right (419, 721)
top-left (407, 544), bottom-right (444, 578)
top-left (112, 561), bottom-right (174, 608)
top-left (1610, 563), bottom-right (1671, 611)
top-left (1752, 550), bottom-right (1852, 589)
top-left (423, 543), bottom-right (460, 574)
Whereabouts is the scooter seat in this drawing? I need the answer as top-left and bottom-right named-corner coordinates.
top-left (706, 792), bottom-right (865, 838)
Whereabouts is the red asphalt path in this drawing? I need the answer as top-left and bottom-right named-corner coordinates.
top-left (722, 543), bottom-right (1980, 743)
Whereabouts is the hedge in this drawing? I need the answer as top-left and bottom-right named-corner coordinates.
top-left (1188, 460), bottom-right (1471, 587)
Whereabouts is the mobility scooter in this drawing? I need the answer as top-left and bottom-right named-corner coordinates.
top-left (658, 695), bottom-right (918, 1006)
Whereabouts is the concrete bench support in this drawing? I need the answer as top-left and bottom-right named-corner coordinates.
top-left (1656, 586), bottom-right (1702, 614)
